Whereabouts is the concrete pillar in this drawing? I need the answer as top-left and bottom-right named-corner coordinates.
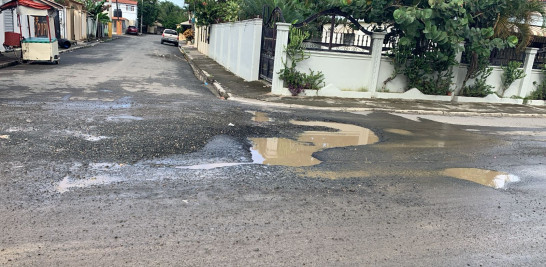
top-left (451, 43), bottom-right (464, 92)
top-left (517, 47), bottom-right (539, 98)
top-left (271, 23), bottom-right (290, 95)
top-left (369, 32), bottom-right (386, 95)
top-left (450, 43), bottom-right (464, 101)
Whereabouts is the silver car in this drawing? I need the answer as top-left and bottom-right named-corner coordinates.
top-left (161, 29), bottom-right (179, 46)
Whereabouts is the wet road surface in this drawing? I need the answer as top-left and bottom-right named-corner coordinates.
top-left (1, 35), bottom-right (546, 266)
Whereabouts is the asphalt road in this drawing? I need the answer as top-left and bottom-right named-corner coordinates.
top-left (1, 35), bottom-right (545, 266)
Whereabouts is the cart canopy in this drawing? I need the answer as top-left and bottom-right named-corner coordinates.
top-left (0, 0), bottom-right (51, 11)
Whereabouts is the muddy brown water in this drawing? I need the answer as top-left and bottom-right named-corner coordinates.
top-left (249, 120), bottom-right (379, 166)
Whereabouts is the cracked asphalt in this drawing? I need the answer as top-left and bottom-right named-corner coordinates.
top-left (1, 35), bottom-right (545, 266)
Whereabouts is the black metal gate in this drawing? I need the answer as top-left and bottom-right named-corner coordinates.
top-left (259, 6), bottom-right (284, 82)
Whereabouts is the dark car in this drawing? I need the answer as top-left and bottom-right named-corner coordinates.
top-left (161, 29), bottom-right (179, 46)
top-left (126, 26), bottom-right (138, 35)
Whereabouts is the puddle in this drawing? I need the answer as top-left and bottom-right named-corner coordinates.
top-left (249, 120), bottom-right (379, 167)
top-left (56, 175), bottom-right (123, 193)
top-left (246, 111), bottom-right (272, 122)
top-left (252, 112), bottom-right (271, 122)
top-left (297, 167), bottom-right (519, 189)
top-left (441, 168), bottom-right (520, 189)
top-left (384, 128), bottom-right (413, 136)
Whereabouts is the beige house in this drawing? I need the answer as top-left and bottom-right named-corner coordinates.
top-left (64, 0), bottom-right (86, 41)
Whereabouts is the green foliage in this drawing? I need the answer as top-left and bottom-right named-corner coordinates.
top-left (279, 27), bottom-right (324, 96)
top-left (500, 61), bottom-right (526, 96)
top-left (187, 0), bottom-right (241, 26)
top-left (530, 82), bottom-right (546, 100)
top-left (494, 0), bottom-right (545, 51)
top-left (84, 0), bottom-right (109, 18)
top-left (530, 64), bottom-right (546, 100)
top-left (158, 1), bottom-right (188, 30)
top-left (461, 68), bottom-right (494, 97)
top-left (138, 0), bottom-right (160, 27)
top-left (396, 47), bottom-right (454, 95)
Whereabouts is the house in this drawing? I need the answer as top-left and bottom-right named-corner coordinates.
top-left (63, 0), bottom-right (87, 41)
top-left (108, 0), bottom-right (137, 34)
top-left (1, 0), bottom-right (18, 52)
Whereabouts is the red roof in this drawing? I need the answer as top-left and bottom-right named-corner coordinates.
top-left (111, 0), bottom-right (137, 5)
top-left (0, 0), bottom-right (51, 11)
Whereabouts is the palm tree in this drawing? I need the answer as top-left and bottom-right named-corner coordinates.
top-left (494, 0), bottom-right (545, 51)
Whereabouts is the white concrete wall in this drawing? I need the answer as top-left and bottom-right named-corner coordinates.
top-left (196, 26), bottom-right (209, 54)
top-left (454, 65), bottom-right (542, 98)
top-left (196, 19), bottom-right (262, 81)
top-left (291, 50), bottom-right (544, 100)
top-left (0, 9), bottom-right (4, 52)
top-left (295, 50), bottom-right (373, 91)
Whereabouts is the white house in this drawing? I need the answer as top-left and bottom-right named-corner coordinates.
top-left (0, 0), bottom-right (17, 52)
top-left (108, 0), bottom-right (137, 34)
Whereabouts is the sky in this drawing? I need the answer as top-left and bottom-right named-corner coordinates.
top-left (165, 0), bottom-right (185, 8)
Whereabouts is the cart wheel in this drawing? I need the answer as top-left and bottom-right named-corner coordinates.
top-left (55, 60), bottom-right (59, 65)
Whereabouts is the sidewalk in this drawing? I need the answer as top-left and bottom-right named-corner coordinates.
top-left (180, 43), bottom-right (546, 117)
top-left (0, 38), bottom-right (111, 69)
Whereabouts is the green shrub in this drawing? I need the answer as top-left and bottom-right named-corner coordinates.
top-left (461, 68), bottom-right (494, 97)
top-left (500, 61), bottom-right (526, 96)
top-left (279, 27), bottom-right (324, 96)
top-left (530, 81), bottom-right (546, 100)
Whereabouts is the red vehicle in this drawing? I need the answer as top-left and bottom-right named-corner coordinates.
top-left (125, 26), bottom-right (138, 35)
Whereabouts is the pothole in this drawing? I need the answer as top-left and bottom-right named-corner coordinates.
top-left (249, 120), bottom-right (379, 167)
top-left (441, 168), bottom-right (520, 189)
top-left (384, 128), bottom-right (413, 136)
top-left (247, 111), bottom-right (272, 122)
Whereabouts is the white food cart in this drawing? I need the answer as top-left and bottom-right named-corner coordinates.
top-left (0, 0), bottom-right (59, 64)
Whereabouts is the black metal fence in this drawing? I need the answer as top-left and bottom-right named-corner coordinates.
top-left (292, 8), bottom-right (395, 55)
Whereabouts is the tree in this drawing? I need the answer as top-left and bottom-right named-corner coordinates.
top-left (186, 0), bottom-right (241, 26)
top-left (158, 1), bottom-right (189, 29)
top-left (84, 0), bottom-right (110, 39)
top-left (137, 0), bottom-right (160, 28)
top-left (494, 0), bottom-right (545, 51)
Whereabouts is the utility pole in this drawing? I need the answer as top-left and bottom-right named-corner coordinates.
top-left (140, 0), bottom-right (143, 34)
top-left (115, 0), bottom-right (119, 35)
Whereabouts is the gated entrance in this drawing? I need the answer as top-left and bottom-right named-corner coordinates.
top-left (259, 7), bottom-right (284, 82)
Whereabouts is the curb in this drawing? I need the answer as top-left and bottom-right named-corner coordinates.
top-left (178, 46), bottom-right (230, 99)
top-left (0, 59), bottom-right (19, 69)
top-left (179, 46), bottom-right (546, 118)
top-left (230, 95), bottom-right (546, 118)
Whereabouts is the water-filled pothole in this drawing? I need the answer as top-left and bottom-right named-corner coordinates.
top-left (249, 120), bottom-right (379, 167)
top-left (441, 168), bottom-right (520, 189)
top-left (384, 128), bottom-right (413, 136)
top-left (247, 111), bottom-right (272, 122)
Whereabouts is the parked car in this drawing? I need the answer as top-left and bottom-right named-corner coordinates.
top-left (126, 26), bottom-right (138, 35)
top-left (161, 29), bottom-right (179, 46)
